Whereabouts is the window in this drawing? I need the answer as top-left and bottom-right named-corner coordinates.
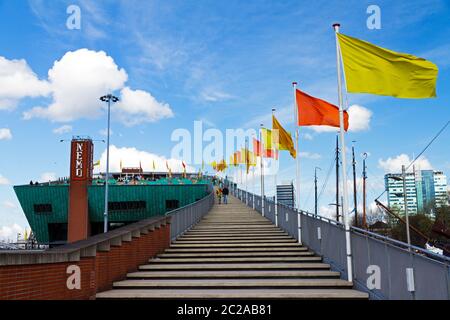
top-left (48, 223), bottom-right (67, 243)
top-left (34, 203), bottom-right (52, 214)
top-left (109, 201), bottom-right (146, 212)
top-left (166, 199), bottom-right (179, 211)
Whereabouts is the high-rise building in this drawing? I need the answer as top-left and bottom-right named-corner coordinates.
top-left (385, 170), bottom-right (448, 216)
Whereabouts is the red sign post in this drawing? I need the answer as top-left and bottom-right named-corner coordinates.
top-left (68, 138), bottom-right (93, 243)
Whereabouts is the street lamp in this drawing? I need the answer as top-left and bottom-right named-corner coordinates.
top-left (100, 94), bottom-right (119, 233)
top-left (314, 167), bottom-right (321, 217)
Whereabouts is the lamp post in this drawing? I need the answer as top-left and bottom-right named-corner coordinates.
top-left (362, 152), bottom-right (367, 229)
top-left (314, 167), bottom-right (321, 217)
top-left (401, 165), bottom-right (412, 248)
top-left (388, 171), bottom-right (412, 248)
top-left (100, 94), bottom-right (119, 233)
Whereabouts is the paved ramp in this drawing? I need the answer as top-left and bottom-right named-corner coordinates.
top-left (96, 196), bottom-right (368, 300)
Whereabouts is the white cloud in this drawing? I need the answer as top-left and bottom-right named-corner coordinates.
top-left (99, 128), bottom-right (112, 137)
top-left (2, 201), bottom-right (16, 209)
top-left (0, 56), bottom-right (51, 110)
top-left (0, 128), bottom-right (12, 140)
top-left (298, 152), bottom-right (321, 160)
top-left (318, 205), bottom-right (337, 220)
top-left (115, 87), bottom-right (174, 126)
top-left (18, 49), bottom-right (174, 126)
top-left (301, 133), bottom-right (314, 141)
top-left (39, 172), bottom-right (57, 182)
top-left (52, 125), bottom-right (72, 134)
top-left (199, 87), bottom-right (234, 102)
top-left (0, 223), bottom-right (23, 241)
top-left (310, 105), bottom-right (372, 133)
top-left (378, 154), bottom-right (433, 173)
top-left (23, 49), bottom-right (128, 122)
top-left (347, 105), bottom-right (372, 132)
top-left (0, 174), bottom-right (10, 185)
top-left (96, 145), bottom-right (195, 173)
top-left (422, 44), bottom-right (450, 69)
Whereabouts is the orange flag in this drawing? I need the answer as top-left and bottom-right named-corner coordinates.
top-left (296, 89), bottom-right (349, 131)
top-left (253, 138), bottom-right (261, 157)
top-left (264, 149), bottom-right (279, 160)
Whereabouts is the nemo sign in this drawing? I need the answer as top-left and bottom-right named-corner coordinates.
top-left (70, 139), bottom-right (93, 182)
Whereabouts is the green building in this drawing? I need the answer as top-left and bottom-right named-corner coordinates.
top-left (14, 178), bottom-right (211, 244)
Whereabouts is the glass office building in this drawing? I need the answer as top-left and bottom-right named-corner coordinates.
top-left (385, 170), bottom-right (448, 216)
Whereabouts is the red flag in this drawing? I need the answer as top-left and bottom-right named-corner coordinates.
top-left (182, 161), bottom-right (186, 169)
top-left (236, 151), bottom-right (242, 163)
top-left (264, 149), bottom-right (279, 160)
top-left (296, 89), bottom-right (349, 131)
top-left (253, 138), bottom-right (261, 157)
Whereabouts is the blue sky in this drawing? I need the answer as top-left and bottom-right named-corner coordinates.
top-left (0, 0), bottom-right (449, 240)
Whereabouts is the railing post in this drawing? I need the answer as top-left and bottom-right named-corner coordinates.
top-left (297, 209), bottom-right (302, 245)
top-left (275, 202), bottom-right (278, 227)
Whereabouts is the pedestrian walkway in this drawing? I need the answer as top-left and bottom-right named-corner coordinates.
top-left (96, 195), bottom-right (369, 299)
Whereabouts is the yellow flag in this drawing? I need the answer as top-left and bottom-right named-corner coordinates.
top-left (152, 160), bottom-right (156, 170)
top-left (272, 115), bottom-right (296, 159)
top-left (93, 160), bottom-right (100, 167)
top-left (261, 128), bottom-right (272, 149)
top-left (248, 151), bottom-right (257, 166)
top-left (337, 33), bottom-right (438, 98)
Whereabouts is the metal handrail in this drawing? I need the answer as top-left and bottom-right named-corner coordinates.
top-left (351, 225), bottom-right (450, 264)
top-left (165, 190), bottom-right (213, 217)
top-left (236, 187), bottom-right (449, 265)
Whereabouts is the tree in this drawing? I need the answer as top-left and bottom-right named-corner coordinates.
top-left (390, 213), bottom-right (434, 248)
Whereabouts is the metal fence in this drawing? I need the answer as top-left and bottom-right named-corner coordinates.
top-left (168, 190), bottom-right (215, 240)
top-left (233, 188), bottom-right (450, 300)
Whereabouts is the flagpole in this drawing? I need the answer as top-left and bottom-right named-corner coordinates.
top-left (272, 108), bottom-right (279, 226)
top-left (333, 23), bottom-right (353, 283)
top-left (245, 137), bottom-right (249, 206)
top-left (252, 165), bottom-right (255, 210)
top-left (293, 82), bottom-right (302, 244)
top-left (260, 123), bottom-right (265, 217)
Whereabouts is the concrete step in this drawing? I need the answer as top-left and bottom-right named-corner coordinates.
top-left (199, 218), bottom-right (270, 221)
top-left (177, 236), bottom-right (292, 240)
top-left (96, 288), bottom-right (369, 300)
top-left (184, 230), bottom-right (287, 235)
top-left (149, 256), bottom-right (322, 263)
top-left (172, 239), bottom-right (298, 244)
top-left (194, 225), bottom-right (277, 228)
top-left (139, 262), bottom-right (330, 271)
top-left (95, 198), bottom-right (369, 300)
top-left (157, 252), bottom-right (314, 258)
top-left (164, 247), bottom-right (308, 253)
top-left (170, 242), bottom-right (301, 248)
top-left (199, 221), bottom-right (269, 224)
top-left (126, 270), bottom-right (341, 279)
top-left (112, 278), bottom-right (353, 289)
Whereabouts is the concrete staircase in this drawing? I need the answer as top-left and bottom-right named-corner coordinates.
top-left (96, 196), bottom-right (368, 299)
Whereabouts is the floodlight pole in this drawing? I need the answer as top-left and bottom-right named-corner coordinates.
top-left (100, 94), bottom-right (119, 233)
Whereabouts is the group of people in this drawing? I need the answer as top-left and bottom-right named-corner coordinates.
top-left (216, 185), bottom-right (229, 204)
